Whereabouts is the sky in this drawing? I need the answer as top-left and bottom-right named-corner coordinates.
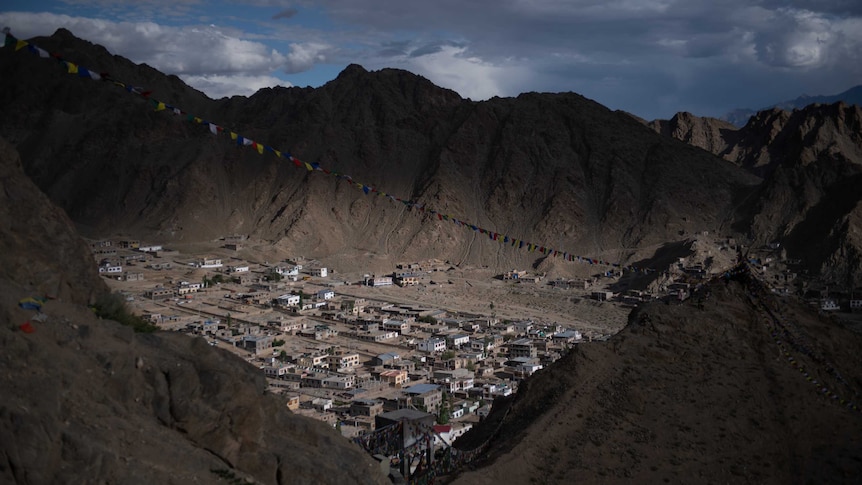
top-left (1, 0), bottom-right (861, 120)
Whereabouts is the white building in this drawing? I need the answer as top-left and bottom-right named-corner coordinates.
top-left (417, 337), bottom-right (447, 353)
top-left (277, 294), bottom-right (301, 307)
top-left (367, 276), bottom-right (393, 287)
top-left (311, 267), bottom-right (328, 278)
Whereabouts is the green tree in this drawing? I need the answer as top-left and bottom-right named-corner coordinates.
top-left (92, 292), bottom-right (158, 333)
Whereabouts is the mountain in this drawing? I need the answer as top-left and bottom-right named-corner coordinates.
top-left (0, 136), bottom-right (388, 484)
top-left (451, 271), bottom-right (862, 484)
top-left (0, 28), bottom-right (759, 276)
top-left (649, 103), bottom-right (862, 286)
top-left (723, 84), bottom-right (862, 127)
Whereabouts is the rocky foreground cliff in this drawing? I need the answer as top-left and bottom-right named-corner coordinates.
top-left (0, 137), bottom-right (387, 484)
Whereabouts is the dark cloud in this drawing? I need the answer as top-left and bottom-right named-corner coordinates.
top-left (272, 7), bottom-right (298, 20)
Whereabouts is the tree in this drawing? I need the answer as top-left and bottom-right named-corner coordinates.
top-left (441, 350), bottom-right (456, 360)
top-left (437, 407), bottom-right (450, 425)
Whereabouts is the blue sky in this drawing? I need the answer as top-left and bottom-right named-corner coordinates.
top-left (2, 0), bottom-right (861, 120)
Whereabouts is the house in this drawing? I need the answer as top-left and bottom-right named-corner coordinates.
top-left (226, 265), bottom-right (250, 273)
top-left (820, 299), bottom-right (840, 311)
top-left (311, 398), bottom-right (333, 412)
top-left (98, 262), bottom-right (123, 274)
top-left (378, 369), bottom-right (409, 388)
top-left (316, 288), bottom-right (335, 300)
top-left (851, 299), bottom-right (862, 313)
top-left (366, 276), bottom-right (393, 287)
top-left (350, 399), bottom-right (384, 417)
top-left (137, 244), bottom-right (162, 253)
top-left (276, 293), bottom-right (301, 307)
top-left (446, 334), bottom-right (470, 349)
top-left (327, 352), bottom-right (361, 371)
top-left (395, 273), bottom-right (422, 286)
top-left (285, 394), bottom-right (300, 411)
top-left (177, 282), bottom-right (201, 295)
top-left (242, 335), bottom-right (273, 356)
top-left (417, 337), bottom-right (447, 353)
top-left (432, 368), bottom-right (475, 392)
top-left (310, 267), bottom-right (328, 278)
top-left (502, 269), bottom-right (526, 280)
top-left (118, 240), bottom-right (140, 249)
top-left (508, 338), bottom-right (537, 358)
top-left (372, 352), bottom-right (400, 367)
top-left (402, 383), bottom-right (443, 413)
top-left (323, 375), bottom-right (355, 390)
top-left (263, 363), bottom-right (293, 378)
top-left (298, 354), bottom-right (329, 369)
top-left (144, 287), bottom-right (175, 299)
top-left (591, 290), bottom-right (614, 301)
top-left (196, 257), bottom-right (223, 268)
top-left (382, 319), bottom-right (411, 334)
top-left (552, 329), bottom-right (582, 344)
top-left (122, 272), bottom-right (144, 282)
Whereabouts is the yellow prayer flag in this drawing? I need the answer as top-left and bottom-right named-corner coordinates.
top-left (256, 143), bottom-right (264, 155)
top-left (66, 62), bottom-right (78, 74)
top-left (273, 150), bottom-right (282, 158)
top-left (155, 102), bottom-right (166, 111)
top-left (305, 162), bottom-right (314, 171)
top-left (15, 40), bottom-right (28, 51)
top-left (230, 132), bottom-right (238, 140)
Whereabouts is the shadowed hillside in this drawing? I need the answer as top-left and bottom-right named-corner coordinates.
top-left (0, 29), bottom-right (759, 276)
top-left (0, 137), bottom-right (388, 484)
top-left (451, 268), bottom-right (862, 484)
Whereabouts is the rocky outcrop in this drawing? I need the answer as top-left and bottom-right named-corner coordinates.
top-left (648, 111), bottom-right (737, 155)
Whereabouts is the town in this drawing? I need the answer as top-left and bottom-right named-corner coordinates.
top-left (92, 232), bottom-right (862, 472)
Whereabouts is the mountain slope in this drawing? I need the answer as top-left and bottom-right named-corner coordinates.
top-left (452, 271), bottom-right (862, 484)
top-left (0, 29), bottom-right (759, 275)
top-left (0, 136), bottom-right (388, 484)
top-left (649, 103), bottom-right (862, 285)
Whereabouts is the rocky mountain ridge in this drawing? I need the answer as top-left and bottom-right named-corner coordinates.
top-left (649, 103), bottom-right (862, 286)
top-left (0, 28), bottom-right (759, 277)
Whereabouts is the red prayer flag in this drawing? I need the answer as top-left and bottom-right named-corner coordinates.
top-left (19, 321), bottom-right (35, 334)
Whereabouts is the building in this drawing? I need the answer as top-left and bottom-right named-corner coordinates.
top-left (382, 319), bottom-right (411, 335)
top-left (508, 338), bottom-right (537, 358)
top-left (242, 335), bottom-right (273, 356)
top-left (446, 334), bottom-right (470, 349)
top-left (323, 375), bottom-right (355, 390)
top-left (196, 257), bottom-right (223, 268)
top-left (276, 293), bottom-right (301, 307)
top-left (403, 383), bottom-right (443, 413)
top-left (311, 267), bottom-right (328, 277)
top-left (502, 269), bottom-right (526, 280)
top-left (327, 352), bottom-right (361, 371)
top-left (316, 288), bottom-right (335, 300)
top-left (350, 399), bottom-right (384, 418)
top-left (372, 352), bottom-right (400, 367)
top-left (851, 299), bottom-right (862, 313)
top-left (378, 369), bottom-right (409, 388)
top-left (366, 276), bottom-right (393, 287)
top-left (417, 337), bottom-right (447, 353)
top-left (145, 287), bottom-right (175, 299)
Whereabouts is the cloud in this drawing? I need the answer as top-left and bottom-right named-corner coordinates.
top-left (273, 8), bottom-right (298, 20)
top-left (183, 73), bottom-right (291, 98)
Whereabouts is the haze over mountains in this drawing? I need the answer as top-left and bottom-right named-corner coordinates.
top-left (2, 28), bottom-right (862, 485)
top-left (722, 84), bottom-right (862, 127)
